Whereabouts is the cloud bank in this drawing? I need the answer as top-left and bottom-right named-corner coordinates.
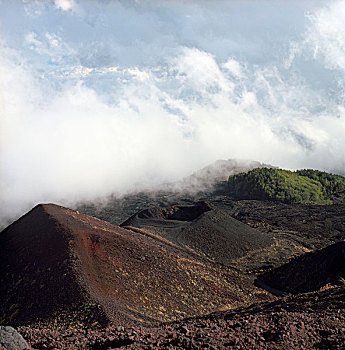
top-left (1, 0), bottom-right (345, 226)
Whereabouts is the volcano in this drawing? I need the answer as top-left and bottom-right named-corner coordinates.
top-left (121, 201), bottom-right (274, 268)
top-left (0, 204), bottom-right (273, 329)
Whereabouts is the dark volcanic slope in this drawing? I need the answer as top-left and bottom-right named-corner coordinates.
top-left (121, 201), bottom-right (274, 266)
top-left (230, 199), bottom-right (345, 250)
top-left (121, 201), bottom-right (310, 274)
top-left (0, 204), bottom-right (274, 329)
top-left (20, 286), bottom-right (345, 349)
top-left (258, 241), bottom-right (345, 294)
top-left (78, 192), bottom-right (345, 275)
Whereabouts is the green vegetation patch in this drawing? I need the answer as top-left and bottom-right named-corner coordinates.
top-left (228, 168), bottom-right (345, 204)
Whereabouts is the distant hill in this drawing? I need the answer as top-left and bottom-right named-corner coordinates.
top-left (78, 159), bottom-right (275, 226)
top-left (228, 168), bottom-right (345, 204)
top-left (0, 204), bottom-right (274, 329)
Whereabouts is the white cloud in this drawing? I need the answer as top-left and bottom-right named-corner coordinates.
top-left (54, 0), bottom-right (75, 11)
top-left (286, 2), bottom-right (345, 72)
top-left (127, 67), bottom-right (150, 82)
top-left (222, 59), bottom-right (243, 79)
top-left (172, 48), bottom-right (234, 97)
top-left (306, 2), bottom-right (345, 71)
top-left (2, 0), bottom-right (345, 228)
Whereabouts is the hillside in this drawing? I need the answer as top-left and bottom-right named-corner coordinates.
top-left (228, 199), bottom-right (345, 250)
top-left (121, 201), bottom-right (311, 274)
top-left (19, 286), bottom-right (345, 349)
top-left (0, 204), bottom-right (274, 330)
top-left (228, 168), bottom-right (345, 204)
top-left (173, 159), bottom-right (275, 192)
top-left (2, 161), bottom-right (345, 349)
top-left (257, 241), bottom-right (345, 294)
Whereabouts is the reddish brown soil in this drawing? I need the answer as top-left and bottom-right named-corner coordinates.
top-left (0, 204), bottom-right (274, 329)
top-left (19, 286), bottom-right (345, 349)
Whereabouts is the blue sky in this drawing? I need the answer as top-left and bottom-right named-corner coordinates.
top-left (1, 0), bottom-right (345, 224)
top-left (0, 1), bottom-right (321, 70)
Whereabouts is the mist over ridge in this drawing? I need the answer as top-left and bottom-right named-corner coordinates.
top-left (1, 0), bottom-right (345, 226)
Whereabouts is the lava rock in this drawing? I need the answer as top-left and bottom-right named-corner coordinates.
top-left (0, 326), bottom-right (30, 350)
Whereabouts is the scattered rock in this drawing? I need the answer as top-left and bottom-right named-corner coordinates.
top-left (0, 326), bottom-right (30, 350)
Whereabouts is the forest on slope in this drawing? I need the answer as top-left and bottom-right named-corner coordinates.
top-left (228, 168), bottom-right (345, 204)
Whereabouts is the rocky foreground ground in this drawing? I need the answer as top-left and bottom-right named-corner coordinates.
top-left (17, 286), bottom-right (345, 349)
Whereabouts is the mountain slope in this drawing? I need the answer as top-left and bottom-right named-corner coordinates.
top-left (228, 168), bottom-right (345, 204)
top-left (20, 286), bottom-right (345, 349)
top-left (0, 204), bottom-right (274, 329)
top-left (121, 201), bottom-right (273, 264)
top-left (121, 201), bottom-right (311, 274)
top-left (257, 241), bottom-right (345, 294)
